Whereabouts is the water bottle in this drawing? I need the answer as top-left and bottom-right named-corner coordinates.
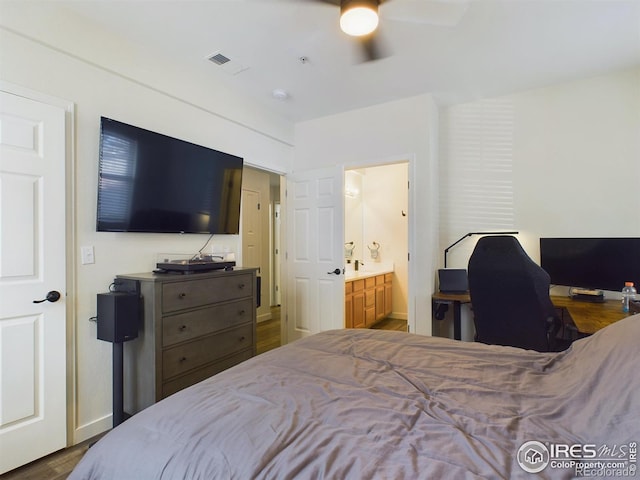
top-left (622, 282), bottom-right (637, 313)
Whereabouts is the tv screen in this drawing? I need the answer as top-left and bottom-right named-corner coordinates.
top-left (540, 237), bottom-right (640, 292)
top-left (97, 117), bottom-right (243, 234)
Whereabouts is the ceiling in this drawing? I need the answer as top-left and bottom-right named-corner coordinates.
top-left (50, 0), bottom-right (640, 123)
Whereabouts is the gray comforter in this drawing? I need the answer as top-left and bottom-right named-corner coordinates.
top-left (70, 315), bottom-right (640, 479)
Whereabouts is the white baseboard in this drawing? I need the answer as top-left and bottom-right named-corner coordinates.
top-left (72, 415), bottom-right (112, 445)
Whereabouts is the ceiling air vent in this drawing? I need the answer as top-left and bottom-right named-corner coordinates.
top-left (206, 51), bottom-right (248, 75)
top-left (208, 53), bottom-right (231, 65)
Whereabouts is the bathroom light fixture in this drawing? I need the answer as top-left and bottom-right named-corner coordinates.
top-left (340, 0), bottom-right (379, 37)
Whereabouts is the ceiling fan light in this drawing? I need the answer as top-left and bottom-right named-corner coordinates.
top-left (340, 4), bottom-right (379, 37)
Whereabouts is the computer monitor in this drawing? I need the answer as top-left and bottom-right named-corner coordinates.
top-left (539, 237), bottom-right (640, 292)
top-left (438, 269), bottom-right (469, 293)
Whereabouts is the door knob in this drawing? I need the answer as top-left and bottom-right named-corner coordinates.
top-left (33, 290), bottom-right (61, 304)
top-left (327, 268), bottom-right (342, 275)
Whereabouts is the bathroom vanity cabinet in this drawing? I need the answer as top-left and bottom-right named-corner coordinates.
top-left (345, 272), bottom-right (392, 329)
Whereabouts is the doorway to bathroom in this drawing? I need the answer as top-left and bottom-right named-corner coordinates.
top-left (344, 162), bottom-right (409, 327)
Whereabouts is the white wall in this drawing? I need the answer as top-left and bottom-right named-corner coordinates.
top-left (437, 67), bottom-right (640, 340)
top-left (361, 164), bottom-right (409, 319)
top-left (441, 66), bottom-right (640, 270)
top-left (513, 67), bottom-right (640, 247)
top-left (295, 95), bottom-right (440, 335)
top-left (1, 5), bottom-right (293, 444)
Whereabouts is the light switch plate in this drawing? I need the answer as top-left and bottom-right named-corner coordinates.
top-left (81, 246), bottom-right (95, 265)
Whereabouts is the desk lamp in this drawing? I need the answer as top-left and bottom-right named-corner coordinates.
top-left (443, 231), bottom-right (519, 268)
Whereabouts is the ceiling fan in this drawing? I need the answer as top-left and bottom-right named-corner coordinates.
top-left (309, 0), bottom-right (469, 62)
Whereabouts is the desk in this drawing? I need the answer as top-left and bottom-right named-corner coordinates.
top-left (432, 292), bottom-right (471, 340)
top-left (432, 292), bottom-right (631, 340)
top-left (549, 296), bottom-right (630, 335)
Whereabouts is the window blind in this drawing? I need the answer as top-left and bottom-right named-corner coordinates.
top-left (439, 98), bottom-right (516, 256)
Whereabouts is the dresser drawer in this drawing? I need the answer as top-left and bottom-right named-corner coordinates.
top-left (161, 349), bottom-right (253, 399)
top-left (162, 298), bottom-right (254, 347)
top-left (162, 273), bottom-right (253, 313)
top-left (162, 323), bottom-right (253, 380)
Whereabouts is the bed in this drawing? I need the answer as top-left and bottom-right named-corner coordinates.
top-left (70, 314), bottom-right (640, 479)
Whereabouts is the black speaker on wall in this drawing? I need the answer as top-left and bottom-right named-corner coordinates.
top-left (97, 291), bottom-right (140, 343)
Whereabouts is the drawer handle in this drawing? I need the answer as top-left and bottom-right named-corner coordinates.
top-left (178, 293), bottom-right (187, 299)
top-left (238, 309), bottom-right (246, 316)
top-left (239, 336), bottom-right (246, 342)
top-left (238, 283), bottom-right (245, 289)
top-left (179, 325), bottom-right (187, 332)
top-left (179, 356), bottom-right (187, 363)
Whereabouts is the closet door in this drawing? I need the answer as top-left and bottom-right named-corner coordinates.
top-left (0, 90), bottom-right (67, 474)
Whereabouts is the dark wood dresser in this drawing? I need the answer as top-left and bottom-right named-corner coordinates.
top-left (117, 268), bottom-right (257, 414)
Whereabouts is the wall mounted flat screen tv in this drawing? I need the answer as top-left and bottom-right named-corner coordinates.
top-left (97, 117), bottom-right (243, 234)
top-left (540, 237), bottom-right (640, 292)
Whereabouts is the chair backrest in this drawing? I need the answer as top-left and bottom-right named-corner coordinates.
top-left (468, 235), bottom-right (557, 351)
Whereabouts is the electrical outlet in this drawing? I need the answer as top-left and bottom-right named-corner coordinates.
top-left (81, 246), bottom-right (95, 265)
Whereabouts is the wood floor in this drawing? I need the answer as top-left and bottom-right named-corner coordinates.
top-left (2, 309), bottom-right (406, 479)
top-left (256, 305), bottom-right (282, 355)
top-left (371, 317), bottom-right (409, 332)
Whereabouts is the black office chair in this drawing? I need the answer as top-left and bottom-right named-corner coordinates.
top-left (468, 235), bottom-right (568, 352)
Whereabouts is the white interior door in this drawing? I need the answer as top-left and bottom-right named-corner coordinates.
top-left (242, 166), bottom-right (273, 321)
top-left (241, 186), bottom-right (267, 317)
top-left (242, 188), bottom-right (262, 270)
top-left (0, 90), bottom-right (67, 474)
top-left (285, 166), bottom-right (344, 343)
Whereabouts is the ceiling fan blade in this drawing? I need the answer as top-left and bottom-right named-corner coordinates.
top-left (357, 32), bottom-right (390, 63)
